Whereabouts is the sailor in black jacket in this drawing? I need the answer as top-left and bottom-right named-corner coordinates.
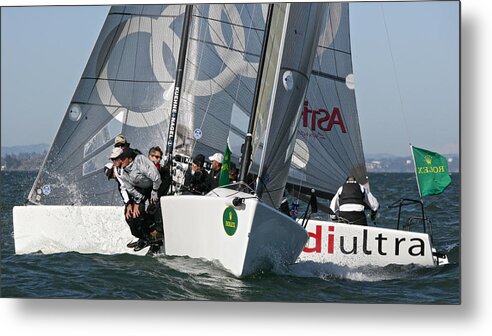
top-left (330, 176), bottom-right (379, 225)
top-left (183, 154), bottom-right (211, 195)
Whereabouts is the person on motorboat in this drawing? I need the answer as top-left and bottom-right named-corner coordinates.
top-left (183, 153), bottom-right (211, 195)
top-left (207, 152), bottom-right (223, 189)
top-left (117, 147), bottom-right (162, 251)
top-left (330, 176), bottom-right (379, 226)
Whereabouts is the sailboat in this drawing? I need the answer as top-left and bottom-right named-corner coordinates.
top-left (285, 3), bottom-right (450, 267)
top-left (13, 2), bottom-right (327, 275)
top-left (160, 2), bottom-right (326, 277)
top-left (13, 2), bottom-right (449, 277)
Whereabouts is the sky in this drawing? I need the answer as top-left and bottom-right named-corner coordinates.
top-left (0, 1), bottom-right (459, 157)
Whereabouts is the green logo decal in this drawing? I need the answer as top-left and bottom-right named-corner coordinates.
top-left (222, 207), bottom-right (238, 236)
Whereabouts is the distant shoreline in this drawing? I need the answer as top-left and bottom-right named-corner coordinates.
top-left (1, 144), bottom-right (459, 173)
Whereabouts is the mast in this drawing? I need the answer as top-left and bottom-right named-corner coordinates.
top-left (238, 4), bottom-right (274, 185)
top-left (165, 5), bottom-right (193, 162)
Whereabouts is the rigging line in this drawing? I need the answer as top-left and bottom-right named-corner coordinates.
top-left (81, 76), bottom-right (175, 84)
top-left (188, 36), bottom-right (260, 58)
top-left (380, 3), bottom-right (411, 145)
top-left (256, 175), bottom-right (278, 207)
top-left (232, 4), bottom-right (254, 110)
top-left (194, 11), bottom-right (264, 32)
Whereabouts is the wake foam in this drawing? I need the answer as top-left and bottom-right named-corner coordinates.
top-left (276, 260), bottom-right (416, 282)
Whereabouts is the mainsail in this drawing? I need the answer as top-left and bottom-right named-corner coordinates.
top-left (288, 3), bottom-right (367, 199)
top-left (29, 5), bottom-right (186, 205)
top-left (172, 3), bottom-right (268, 165)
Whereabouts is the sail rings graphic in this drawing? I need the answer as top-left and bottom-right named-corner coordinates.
top-left (94, 4), bottom-right (341, 128)
top-left (96, 7), bottom-right (179, 128)
top-left (95, 5), bottom-right (266, 128)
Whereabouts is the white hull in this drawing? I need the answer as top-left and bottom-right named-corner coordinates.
top-left (298, 219), bottom-right (448, 267)
top-left (12, 205), bottom-right (448, 271)
top-left (160, 187), bottom-right (309, 278)
top-left (13, 205), bottom-right (149, 255)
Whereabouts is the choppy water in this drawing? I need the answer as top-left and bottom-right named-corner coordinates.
top-left (1, 171), bottom-right (460, 303)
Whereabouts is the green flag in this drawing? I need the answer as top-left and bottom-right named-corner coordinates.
top-left (411, 145), bottom-right (451, 197)
top-left (219, 141), bottom-right (231, 187)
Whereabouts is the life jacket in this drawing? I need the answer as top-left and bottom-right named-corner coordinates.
top-left (339, 180), bottom-right (366, 206)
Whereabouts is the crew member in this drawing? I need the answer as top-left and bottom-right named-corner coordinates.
top-left (208, 152), bottom-right (223, 189)
top-left (330, 176), bottom-right (379, 226)
top-left (229, 162), bottom-right (238, 183)
top-left (146, 146), bottom-right (171, 250)
top-left (148, 146), bottom-right (172, 197)
top-left (183, 154), bottom-right (210, 195)
top-left (118, 147), bottom-right (162, 251)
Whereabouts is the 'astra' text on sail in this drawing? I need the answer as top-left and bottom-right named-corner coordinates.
top-left (302, 100), bottom-right (347, 133)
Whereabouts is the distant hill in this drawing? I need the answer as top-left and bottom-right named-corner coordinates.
top-left (0, 144), bottom-right (460, 173)
top-left (366, 154), bottom-right (459, 173)
top-left (1, 144), bottom-right (49, 171)
top-left (1, 144), bottom-right (49, 157)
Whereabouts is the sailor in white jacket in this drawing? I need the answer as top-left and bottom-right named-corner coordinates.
top-left (330, 176), bottom-right (379, 226)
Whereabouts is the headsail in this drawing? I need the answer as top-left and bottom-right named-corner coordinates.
top-left (289, 3), bottom-right (367, 199)
top-left (254, 2), bottom-right (328, 208)
top-left (29, 5), bottom-right (186, 205)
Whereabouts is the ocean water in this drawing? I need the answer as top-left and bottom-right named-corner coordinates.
top-left (0, 171), bottom-right (460, 303)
